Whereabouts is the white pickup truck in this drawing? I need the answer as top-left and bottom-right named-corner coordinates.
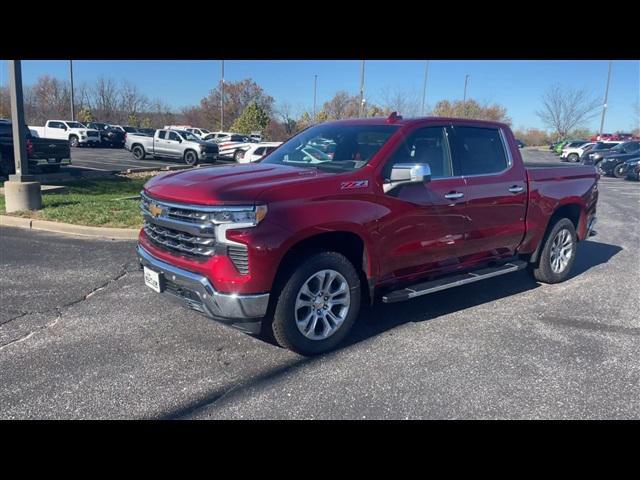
top-left (28, 120), bottom-right (101, 147)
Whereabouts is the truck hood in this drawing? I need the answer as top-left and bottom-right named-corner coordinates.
top-left (143, 163), bottom-right (329, 205)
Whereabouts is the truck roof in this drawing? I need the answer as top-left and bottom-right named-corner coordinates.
top-left (321, 115), bottom-right (512, 130)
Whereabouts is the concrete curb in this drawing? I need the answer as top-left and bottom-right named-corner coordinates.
top-left (1, 215), bottom-right (139, 240)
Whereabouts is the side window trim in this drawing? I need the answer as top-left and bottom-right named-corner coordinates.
top-left (449, 125), bottom-right (513, 178)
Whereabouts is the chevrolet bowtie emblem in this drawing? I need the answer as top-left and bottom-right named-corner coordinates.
top-left (149, 203), bottom-right (163, 218)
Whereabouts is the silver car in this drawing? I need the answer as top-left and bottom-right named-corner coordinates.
top-left (125, 129), bottom-right (219, 166)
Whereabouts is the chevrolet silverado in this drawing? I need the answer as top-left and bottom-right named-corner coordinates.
top-left (137, 114), bottom-right (599, 355)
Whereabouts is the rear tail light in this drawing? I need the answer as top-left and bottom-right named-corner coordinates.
top-left (26, 138), bottom-right (33, 156)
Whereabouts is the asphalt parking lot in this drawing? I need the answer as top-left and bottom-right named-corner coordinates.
top-left (1, 149), bottom-right (638, 419)
top-left (60, 146), bottom-right (232, 173)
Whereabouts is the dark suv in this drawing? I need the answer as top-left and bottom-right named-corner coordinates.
top-left (84, 122), bottom-right (126, 148)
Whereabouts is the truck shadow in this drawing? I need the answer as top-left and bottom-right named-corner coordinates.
top-left (159, 240), bottom-right (621, 419)
top-left (344, 239), bottom-right (622, 348)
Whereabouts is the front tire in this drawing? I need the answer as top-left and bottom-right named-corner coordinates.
top-left (613, 163), bottom-right (626, 179)
top-left (69, 135), bottom-right (79, 148)
top-left (568, 153), bottom-right (579, 163)
top-left (529, 218), bottom-right (577, 284)
top-left (184, 150), bottom-right (198, 166)
top-left (270, 251), bottom-right (361, 355)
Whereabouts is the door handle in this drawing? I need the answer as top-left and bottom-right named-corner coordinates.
top-left (508, 185), bottom-right (525, 194)
top-left (444, 192), bottom-right (464, 200)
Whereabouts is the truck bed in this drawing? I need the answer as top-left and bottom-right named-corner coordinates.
top-left (519, 164), bottom-right (599, 255)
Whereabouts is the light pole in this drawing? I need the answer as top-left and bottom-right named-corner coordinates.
top-left (313, 74), bottom-right (317, 121)
top-left (598, 61), bottom-right (613, 140)
top-left (462, 74), bottom-right (470, 117)
top-left (5, 60), bottom-right (42, 213)
top-left (220, 60), bottom-right (224, 131)
top-left (421, 60), bottom-right (430, 116)
top-left (359, 60), bottom-right (365, 117)
top-left (69, 60), bottom-right (75, 121)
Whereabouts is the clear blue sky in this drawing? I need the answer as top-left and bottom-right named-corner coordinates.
top-left (1, 60), bottom-right (638, 132)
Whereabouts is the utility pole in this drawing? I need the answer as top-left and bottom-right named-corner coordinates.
top-left (421, 60), bottom-right (430, 116)
top-left (313, 74), bottom-right (318, 121)
top-left (220, 60), bottom-right (224, 131)
top-left (359, 60), bottom-right (365, 117)
top-left (462, 74), bottom-right (470, 117)
top-left (598, 61), bottom-right (613, 140)
top-left (5, 60), bottom-right (42, 212)
top-left (69, 60), bottom-right (75, 121)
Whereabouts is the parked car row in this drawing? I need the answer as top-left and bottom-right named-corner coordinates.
top-left (551, 138), bottom-right (640, 181)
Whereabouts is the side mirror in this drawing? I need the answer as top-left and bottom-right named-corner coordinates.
top-left (384, 163), bottom-right (431, 193)
top-left (61, 125), bottom-right (67, 131)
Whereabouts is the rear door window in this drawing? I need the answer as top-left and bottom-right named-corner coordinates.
top-left (157, 130), bottom-right (167, 139)
top-left (450, 126), bottom-right (509, 176)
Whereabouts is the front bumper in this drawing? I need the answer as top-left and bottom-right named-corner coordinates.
top-left (137, 245), bottom-right (269, 334)
top-left (198, 151), bottom-right (219, 161)
top-left (79, 137), bottom-right (100, 144)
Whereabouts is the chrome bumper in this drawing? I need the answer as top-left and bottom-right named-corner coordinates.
top-left (137, 245), bottom-right (269, 334)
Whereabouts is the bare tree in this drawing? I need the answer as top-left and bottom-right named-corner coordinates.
top-left (536, 84), bottom-right (601, 139)
top-left (276, 101), bottom-right (297, 134)
top-left (378, 87), bottom-right (421, 117)
top-left (119, 80), bottom-right (149, 123)
top-left (91, 76), bottom-right (120, 123)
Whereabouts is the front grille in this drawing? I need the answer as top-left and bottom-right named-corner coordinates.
top-left (144, 221), bottom-right (215, 257)
top-left (87, 131), bottom-right (99, 137)
top-left (140, 192), bottom-right (250, 274)
top-left (228, 245), bottom-right (249, 274)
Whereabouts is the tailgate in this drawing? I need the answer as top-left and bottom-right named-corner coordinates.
top-left (30, 139), bottom-right (71, 159)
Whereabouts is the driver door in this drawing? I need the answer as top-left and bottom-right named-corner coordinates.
top-left (377, 125), bottom-right (470, 282)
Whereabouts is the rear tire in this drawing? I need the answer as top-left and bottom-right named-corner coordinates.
top-left (269, 251), bottom-right (361, 356)
top-left (529, 218), bottom-right (577, 284)
top-left (132, 145), bottom-right (145, 160)
top-left (233, 149), bottom-right (244, 162)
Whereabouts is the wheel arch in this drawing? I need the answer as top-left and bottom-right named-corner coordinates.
top-left (271, 230), bottom-right (374, 306)
top-left (529, 202), bottom-right (582, 265)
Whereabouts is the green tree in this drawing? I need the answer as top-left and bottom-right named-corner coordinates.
top-left (315, 110), bottom-right (329, 123)
top-left (77, 106), bottom-right (95, 123)
top-left (230, 101), bottom-right (270, 135)
top-left (140, 117), bottom-right (153, 129)
top-left (127, 112), bottom-right (139, 127)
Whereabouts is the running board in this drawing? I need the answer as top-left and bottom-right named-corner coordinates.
top-left (382, 260), bottom-right (528, 303)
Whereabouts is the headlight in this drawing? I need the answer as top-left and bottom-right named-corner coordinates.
top-left (209, 205), bottom-right (268, 226)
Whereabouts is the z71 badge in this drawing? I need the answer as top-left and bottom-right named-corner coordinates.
top-left (341, 180), bottom-right (369, 190)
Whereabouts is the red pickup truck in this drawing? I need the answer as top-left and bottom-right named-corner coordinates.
top-left (137, 115), bottom-right (599, 355)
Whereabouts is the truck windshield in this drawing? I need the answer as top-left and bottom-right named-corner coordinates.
top-left (176, 131), bottom-right (200, 142)
top-left (66, 122), bottom-right (84, 128)
top-left (262, 123), bottom-right (399, 172)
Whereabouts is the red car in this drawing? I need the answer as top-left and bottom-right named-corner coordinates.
top-left (138, 114), bottom-right (600, 354)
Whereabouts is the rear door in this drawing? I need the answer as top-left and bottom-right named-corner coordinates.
top-left (153, 130), bottom-right (170, 156)
top-left (448, 125), bottom-right (527, 264)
